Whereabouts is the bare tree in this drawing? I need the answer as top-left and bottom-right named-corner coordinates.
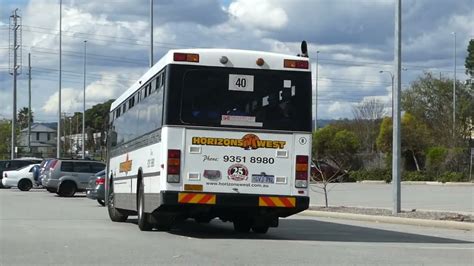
top-left (352, 99), bottom-right (386, 153)
top-left (310, 161), bottom-right (349, 207)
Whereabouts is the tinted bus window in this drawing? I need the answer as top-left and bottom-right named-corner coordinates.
top-left (179, 68), bottom-right (311, 131)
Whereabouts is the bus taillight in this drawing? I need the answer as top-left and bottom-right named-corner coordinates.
top-left (295, 155), bottom-right (308, 188)
top-left (173, 53), bottom-right (199, 63)
top-left (284, 59), bottom-right (309, 69)
top-left (167, 149), bottom-right (181, 183)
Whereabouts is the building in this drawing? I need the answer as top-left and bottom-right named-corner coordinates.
top-left (19, 123), bottom-right (57, 158)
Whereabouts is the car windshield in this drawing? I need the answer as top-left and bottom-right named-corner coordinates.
top-left (179, 68), bottom-right (311, 131)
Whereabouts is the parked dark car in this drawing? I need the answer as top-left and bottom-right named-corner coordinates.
top-left (310, 160), bottom-right (349, 182)
top-left (0, 159), bottom-right (42, 188)
top-left (86, 170), bottom-right (106, 206)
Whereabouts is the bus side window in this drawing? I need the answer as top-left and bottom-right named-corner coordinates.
top-left (161, 71), bottom-right (166, 87)
top-left (151, 79), bottom-right (157, 94)
top-left (155, 75), bottom-right (161, 90)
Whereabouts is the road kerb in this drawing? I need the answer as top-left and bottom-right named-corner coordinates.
top-left (300, 210), bottom-right (474, 231)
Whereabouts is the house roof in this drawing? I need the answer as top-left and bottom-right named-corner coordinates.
top-left (20, 123), bottom-right (56, 133)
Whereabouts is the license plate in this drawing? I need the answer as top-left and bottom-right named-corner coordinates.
top-left (252, 175), bottom-right (275, 184)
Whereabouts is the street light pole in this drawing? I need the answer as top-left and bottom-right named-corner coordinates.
top-left (57, 0), bottom-right (62, 158)
top-left (150, 0), bottom-right (154, 67)
top-left (82, 40), bottom-right (87, 159)
top-left (379, 70), bottom-right (394, 117)
top-left (393, 0), bottom-right (402, 214)
top-left (452, 32), bottom-right (456, 139)
top-left (314, 50), bottom-right (320, 131)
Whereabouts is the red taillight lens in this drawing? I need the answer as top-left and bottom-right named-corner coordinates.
top-left (295, 155), bottom-right (309, 188)
top-left (173, 53), bottom-right (199, 63)
top-left (167, 165), bottom-right (180, 175)
top-left (96, 177), bottom-right (105, 185)
top-left (168, 149), bottom-right (181, 158)
top-left (284, 59), bottom-right (309, 69)
top-left (167, 149), bottom-right (181, 183)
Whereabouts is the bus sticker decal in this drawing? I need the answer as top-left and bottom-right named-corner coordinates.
top-left (228, 74), bottom-right (254, 92)
top-left (191, 134), bottom-right (285, 150)
top-left (221, 115), bottom-right (263, 127)
top-left (119, 154), bottom-right (133, 174)
top-left (227, 164), bottom-right (249, 181)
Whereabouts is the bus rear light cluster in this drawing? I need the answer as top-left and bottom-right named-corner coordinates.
top-left (284, 59), bottom-right (309, 69)
top-left (295, 155), bottom-right (309, 188)
top-left (173, 53), bottom-right (199, 63)
top-left (167, 149), bottom-right (181, 183)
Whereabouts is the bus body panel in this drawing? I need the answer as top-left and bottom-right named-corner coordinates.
top-left (183, 129), bottom-right (310, 196)
top-left (109, 137), bottom-right (163, 210)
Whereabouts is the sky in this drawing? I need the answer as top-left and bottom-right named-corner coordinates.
top-left (0, 0), bottom-right (472, 123)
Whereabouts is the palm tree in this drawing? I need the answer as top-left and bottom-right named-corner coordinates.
top-left (17, 107), bottom-right (34, 129)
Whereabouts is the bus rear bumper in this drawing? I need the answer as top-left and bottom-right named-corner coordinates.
top-left (150, 191), bottom-right (310, 218)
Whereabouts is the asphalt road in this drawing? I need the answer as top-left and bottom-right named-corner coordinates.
top-left (1, 188), bottom-right (473, 265)
top-left (309, 183), bottom-right (474, 213)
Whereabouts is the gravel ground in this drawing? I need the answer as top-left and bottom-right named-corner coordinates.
top-left (309, 206), bottom-right (474, 223)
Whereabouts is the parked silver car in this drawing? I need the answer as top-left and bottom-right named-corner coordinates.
top-left (43, 159), bottom-right (105, 197)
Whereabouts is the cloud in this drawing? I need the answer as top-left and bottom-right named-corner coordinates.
top-left (228, 0), bottom-right (288, 30)
top-left (41, 72), bottom-right (132, 114)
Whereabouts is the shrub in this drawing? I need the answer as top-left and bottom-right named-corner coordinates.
top-left (436, 172), bottom-right (466, 183)
top-left (402, 171), bottom-right (434, 181)
top-left (350, 169), bottom-right (391, 183)
top-left (425, 146), bottom-right (448, 176)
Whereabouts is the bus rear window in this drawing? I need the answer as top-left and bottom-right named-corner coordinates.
top-left (180, 69), bottom-right (311, 131)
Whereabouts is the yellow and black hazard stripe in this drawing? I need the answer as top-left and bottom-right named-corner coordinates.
top-left (258, 196), bottom-right (296, 208)
top-left (178, 193), bottom-right (216, 205)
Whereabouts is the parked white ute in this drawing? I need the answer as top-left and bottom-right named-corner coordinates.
top-left (2, 164), bottom-right (39, 191)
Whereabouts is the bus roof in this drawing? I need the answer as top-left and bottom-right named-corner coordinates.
top-left (111, 49), bottom-right (310, 111)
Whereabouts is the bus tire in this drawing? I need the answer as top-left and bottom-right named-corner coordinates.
top-left (137, 180), bottom-right (153, 231)
top-left (233, 218), bottom-right (252, 233)
top-left (18, 179), bottom-right (33, 191)
top-left (107, 184), bottom-right (128, 222)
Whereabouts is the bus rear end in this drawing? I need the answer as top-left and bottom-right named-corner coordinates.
top-left (160, 50), bottom-right (312, 233)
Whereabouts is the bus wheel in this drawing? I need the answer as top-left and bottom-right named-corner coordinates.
top-left (107, 187), bottom-right (128, 222)
top-left (137, 181), bottom-right (153, 231)
top-left (18, 179), bottom-right (33, 191)
top-left (252, 225), bottom-right (269, 234)
top-left (233, 218), bottom-right (252, 233)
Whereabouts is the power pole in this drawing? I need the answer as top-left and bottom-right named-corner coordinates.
top-left (9, 9), bottom-right (21, 159)
top-left (314, 51), bottom-right (320, 131)
top-left (392, 0), bottom-right (402, 214)
top-left (82, 40), bottom-right (87, 159)
top-left (57, 0), bottom-right (62, 158)
top-left (150, 0), bottom-right (154, 67)
top-left (28, 53), bottom-right (31, 152)
top-left (452, 32), bottom-right (457, 139)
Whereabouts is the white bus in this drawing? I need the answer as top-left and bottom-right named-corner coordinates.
top-left (106, 46), bottom-right (312, 233)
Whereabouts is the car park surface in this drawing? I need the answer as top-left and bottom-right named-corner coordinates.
top-left (0, 188), bottom-right (472, 265)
